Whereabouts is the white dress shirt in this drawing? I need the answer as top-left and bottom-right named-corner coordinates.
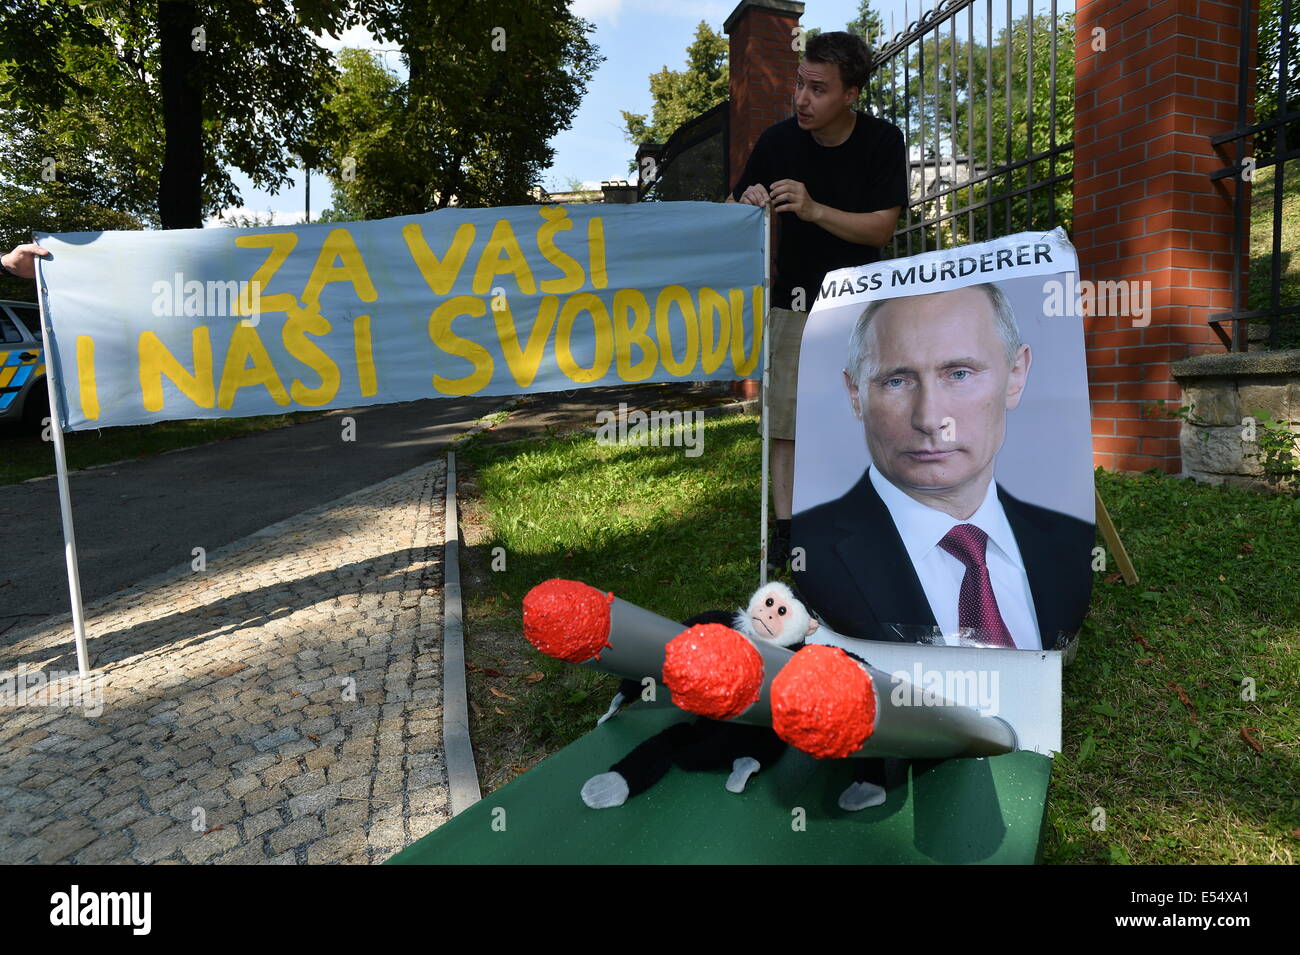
top-left (869, 467), bottom-right (1042, 650)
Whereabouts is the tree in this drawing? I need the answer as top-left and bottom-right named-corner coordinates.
top-left (156, 0), bottom-right (348, 227)
top-left (0, 8), bottom-right (158, 300)
top-left (312, 0), bottom-right (602, 216)
top-left (621, 21), bottom-right (728, 150)
top-left (0, 170), bottom-right (147, 302)
top-left (0, 0), bottom-right (352, 229)
top-left (312, 48), bottom-right (404, 221)
top-left (847, 0), bottom-right (886, 55)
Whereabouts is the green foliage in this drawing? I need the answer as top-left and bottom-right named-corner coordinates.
top-left (313, 0), bottom-right (601, 217)
top-left (847, 0), bottom-right (886, 58)
top-left (463, 415), bottom-right (761, 619)
top-left (191, 1), bottom-right (342, 207)
top-left (1255, 0), bottom-right (1300, 157)
top-left (1150, 399), bottom-right (1201, 427)
top-left (0, 0), bottom-right (350, 228)
top-left (621, 21), bottom-right (728, 151)
top-left (0, 96), bottom-right (151, 301)
top-left (1044, 467), bottom-right (1300, 864)
top-left (1247, 411), bottom-right (1300, 480)
top-left (312, 47), bottom-right (404, 221)
top-left (0, 2), bottom-right (158, 286)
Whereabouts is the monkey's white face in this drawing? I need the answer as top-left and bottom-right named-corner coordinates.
top-left (750, 593), bottom-right (791, 641)
top-left (741, 583), bottom-right (818, 647)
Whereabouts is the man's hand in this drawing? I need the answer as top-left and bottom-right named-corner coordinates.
top-left (733, 183), bottom-right (772, 207)
top-left (1, 242), bottom-right (50, 279)
top-left (770, 179), bottom-right (820, 222)
top-left (768, 180), bottom-right (901, 246)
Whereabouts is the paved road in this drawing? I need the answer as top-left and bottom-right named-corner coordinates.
top-left (0, 396), bottom-right (505, 632)
top-left (0, 460), bottom-right (449, 864)
top-left (0, 383), bottom-right (731, 635)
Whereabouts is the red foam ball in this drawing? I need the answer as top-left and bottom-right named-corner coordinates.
top-left (771, 644), bottom-right (876, 758)
top-left (662, 623), bottom-right (764, 720)
top-left (521, 579), bottom-right (613, 663)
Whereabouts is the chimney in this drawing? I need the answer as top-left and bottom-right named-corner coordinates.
top-left (724, 0), bottom-right (806, 192)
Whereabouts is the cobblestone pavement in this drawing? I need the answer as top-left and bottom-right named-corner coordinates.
top-left (0, 460), bottom-right (449, 864)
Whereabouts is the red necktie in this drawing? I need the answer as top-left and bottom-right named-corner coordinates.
top-left (938, 524), bottom-right (1016, 648)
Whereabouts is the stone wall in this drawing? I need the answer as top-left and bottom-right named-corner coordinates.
top-left (1170, 351), bottom-right (1300, 490)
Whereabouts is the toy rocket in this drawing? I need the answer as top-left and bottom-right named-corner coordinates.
top-left (522, 578), bottom-right (1017, 760)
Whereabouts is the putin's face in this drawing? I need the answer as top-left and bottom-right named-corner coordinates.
top-left (845, 287), bottom-right (1030, 511)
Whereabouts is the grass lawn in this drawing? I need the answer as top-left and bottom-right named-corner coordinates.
top-left (457, 413), bottom-right (1300, 864)
top-left (0, 410), bottom-right (326, 486)
top-left (1248, 161), bottom-right (1300, 349)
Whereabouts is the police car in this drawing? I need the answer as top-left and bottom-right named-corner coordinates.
top-left (0, 299), bottom-right (48, 430)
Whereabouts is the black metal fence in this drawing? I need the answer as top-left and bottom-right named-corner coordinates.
top-left (1209, 0), bottom-right (1300, 351)
top-left (636, 101), bottom-right (729, 202)
top-left (637, 1), bottom-right (1072, 248)
top-left (867, 0), bottom-right (1074, 258)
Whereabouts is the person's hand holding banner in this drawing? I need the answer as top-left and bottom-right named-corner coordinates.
top-left (1, 242), bottom-right (50, 279)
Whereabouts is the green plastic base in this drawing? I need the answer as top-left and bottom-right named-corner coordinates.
top-left (387, 704), bottom-right (1052, 864)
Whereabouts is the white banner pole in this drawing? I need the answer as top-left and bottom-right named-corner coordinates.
top-left (759, 205), bottom-right (771, 588)
top-left (35, 255), bottom-right (91, 676)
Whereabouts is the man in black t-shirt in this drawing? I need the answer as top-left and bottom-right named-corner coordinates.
top-left (729, 31), bottom-right (908, 572)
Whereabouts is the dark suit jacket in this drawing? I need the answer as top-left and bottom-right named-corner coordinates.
top-left (792, 469), bottom-right (1095, 649)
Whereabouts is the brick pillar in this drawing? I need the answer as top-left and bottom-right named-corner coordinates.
top-left (725, 0), bottom-right (805, 192)
top-left (1073, 0), bottom-right (1254, 473)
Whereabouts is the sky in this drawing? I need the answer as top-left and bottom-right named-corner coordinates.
top-left (216, 0), bottom-right (934, 226)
